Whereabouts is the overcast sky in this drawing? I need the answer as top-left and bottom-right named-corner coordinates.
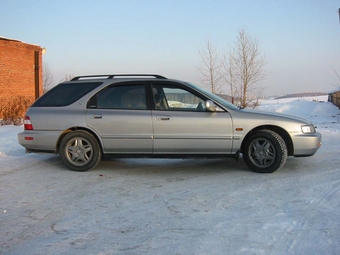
top-left (1, 0), bottom-right (339, 96)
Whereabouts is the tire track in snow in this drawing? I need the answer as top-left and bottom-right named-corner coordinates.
top-left (262, 179), bottom-right (340, 253)
top-left (0, 207), bottom-right (66, 253)
top-left (0, 172), bottom-right (103, 253)
top-left (309, 179), bottom-right (340, 205)
top-left (285, 219), bottom-right (308, 253)
top-left (0, 156), bottom-right (60, 177)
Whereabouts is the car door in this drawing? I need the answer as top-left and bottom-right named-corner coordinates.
top-left (86, 82), bottom-right (153, 154)
top-left (150, 82), bottom-right (234, 154)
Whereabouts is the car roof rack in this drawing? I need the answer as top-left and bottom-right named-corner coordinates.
top-left (71, 74), bottom-right (167, 81)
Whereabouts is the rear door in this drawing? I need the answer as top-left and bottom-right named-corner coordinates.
top-left (150, 82), bottom-right (234, 154)
top-left (86, 82), bottom-right (153, 153)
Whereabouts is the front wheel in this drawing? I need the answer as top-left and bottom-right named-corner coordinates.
top-left (243, 130), bottom-right (287, 173)
top-left (59, 130), bottom-right (102, 171)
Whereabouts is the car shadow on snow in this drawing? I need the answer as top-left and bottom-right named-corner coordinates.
top-left (30, 155), bottom-right (250, 175)
top-left (95, 157), bottom-right (251, 176)
top-left (27, 154), bottom-right (316, 176)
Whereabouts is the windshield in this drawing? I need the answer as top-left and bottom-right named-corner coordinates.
top-left (184, 82), bottom-right (240, 110)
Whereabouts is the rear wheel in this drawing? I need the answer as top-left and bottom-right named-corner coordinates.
top-left (243, 130), bottom-right (287, 173)
top-left (59, 130), bottom-right (101, 171)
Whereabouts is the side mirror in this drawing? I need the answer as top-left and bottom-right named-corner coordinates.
top-left (206, 100), bottom-right (217, 112)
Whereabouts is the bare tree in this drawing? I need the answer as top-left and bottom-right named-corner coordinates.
top-left (197, 37), bottom-right (224, 94)
top-left (331, 66), bottom-right (340, 88)
top-left (225, 29), bottom-right (266, 108)
top-left (43, 62), bottom-right (55, 93)
top-left (60, 74), bottom-right (74, 82)
top-left (223, 55), bottom-right (236, 104)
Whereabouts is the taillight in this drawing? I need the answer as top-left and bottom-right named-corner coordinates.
top-left (24, 116), bottom-right (33, 130)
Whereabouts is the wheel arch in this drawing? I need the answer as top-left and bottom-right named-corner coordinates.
top-left (56, 127), bottom-right (103, 154)
top-left (241, 125), bottom-right (294, 156)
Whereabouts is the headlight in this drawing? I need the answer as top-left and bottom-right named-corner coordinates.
top-left (301, 124), bottom-right (316, 134)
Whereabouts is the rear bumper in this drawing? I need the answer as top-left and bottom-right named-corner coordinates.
top-left (292, 132), bottom-right (322, 157)
top-left (18, 130), bottom-right (62, 153)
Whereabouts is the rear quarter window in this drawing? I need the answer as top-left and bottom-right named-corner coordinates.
top-left (32, 82), bottom-right (102, 107)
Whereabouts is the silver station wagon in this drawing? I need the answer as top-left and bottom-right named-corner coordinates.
top-left (18, 74), bottom-right (321, 173)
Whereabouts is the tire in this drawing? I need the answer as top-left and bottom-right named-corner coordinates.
top-left (243, 130), bottom-right (287, 173)
top-left (59, 130), bottom-right (102, 171)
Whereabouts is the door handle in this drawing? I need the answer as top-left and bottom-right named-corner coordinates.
top-left (92, 114), bottom-right (103, 119)
top-left (157, 116), bottom-right (172, 121)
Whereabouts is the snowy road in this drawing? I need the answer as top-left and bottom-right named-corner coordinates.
top-left (1, 97), bottom-right (340, 254)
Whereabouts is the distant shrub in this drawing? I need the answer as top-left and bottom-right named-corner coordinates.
top-left (0, 96), bottom-right (33, 126)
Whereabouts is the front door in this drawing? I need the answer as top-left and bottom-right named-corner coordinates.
top-left (150, 82), bottom-right (233, 154)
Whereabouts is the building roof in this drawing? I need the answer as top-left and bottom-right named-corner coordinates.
top-left (0, 36), bottom-right (21, 42)
top-left (0, 36), bottom-right (40, 47)
top-left (328, 88), bottom-right (340, 94)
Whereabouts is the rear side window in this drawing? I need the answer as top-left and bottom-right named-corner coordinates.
top-left (88, 85), bottom-right (147, 110)
top-left (32, 82), bottom-right (102, 107)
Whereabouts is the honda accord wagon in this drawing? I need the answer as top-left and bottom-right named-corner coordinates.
top-left (18, 74), bottom-right (321, 173)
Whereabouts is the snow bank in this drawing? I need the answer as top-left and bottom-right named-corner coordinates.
top-left (259, 95), bottom-right (340, 131)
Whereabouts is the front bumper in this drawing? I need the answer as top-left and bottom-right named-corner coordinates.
top-left (292, 132), bottom-right (322, 157)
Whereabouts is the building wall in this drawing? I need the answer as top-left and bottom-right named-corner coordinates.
top-left (0, 37), bottom-right (43, 119)
top-left (329, 90), bottom-right (340, 108)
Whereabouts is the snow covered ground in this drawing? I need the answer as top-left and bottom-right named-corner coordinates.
top-left (1, 95), bottom-right (340, 255)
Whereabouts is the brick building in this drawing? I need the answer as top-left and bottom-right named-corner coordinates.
top-left (0, 36), bottom-right (44, 120)
top-left (329, 89), bottom-right (340, 108)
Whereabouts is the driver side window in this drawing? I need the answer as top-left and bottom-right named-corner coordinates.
top-left (152, 85), bottom-right (206, 112)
